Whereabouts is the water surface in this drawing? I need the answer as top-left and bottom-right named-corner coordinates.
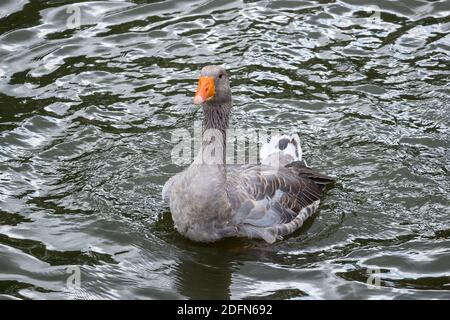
top-left (0, 0), bottom-right (449, 299)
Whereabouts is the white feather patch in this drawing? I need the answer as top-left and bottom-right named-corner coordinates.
top-left (260, 134), bottom-right (303, 166)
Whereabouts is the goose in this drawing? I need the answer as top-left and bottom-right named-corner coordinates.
top-left (162, 65), bottom-right (334, 243)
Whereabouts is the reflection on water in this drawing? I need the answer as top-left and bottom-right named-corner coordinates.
top-left (175, 248), bottom-right (234, 300)
top-left (0, 0), bottom-right (449, 299)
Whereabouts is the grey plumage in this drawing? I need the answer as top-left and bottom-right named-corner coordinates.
top-left (163, 65), bottom-right (335, 243)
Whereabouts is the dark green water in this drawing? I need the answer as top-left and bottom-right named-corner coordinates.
top-left (0, 0), bottom-right (449, 299)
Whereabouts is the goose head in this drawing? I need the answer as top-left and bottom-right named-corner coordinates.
top-left (194, 65), bottom-right (231, 106)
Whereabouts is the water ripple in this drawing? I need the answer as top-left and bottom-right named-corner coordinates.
top-left (0, 0), bottom-right (449, 299)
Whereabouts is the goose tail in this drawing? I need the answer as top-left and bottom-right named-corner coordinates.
top-left (260, 134), bottom-right (306, 167)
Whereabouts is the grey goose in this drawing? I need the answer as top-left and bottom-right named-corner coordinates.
top-left (163, 65), bottom-right (334, 243)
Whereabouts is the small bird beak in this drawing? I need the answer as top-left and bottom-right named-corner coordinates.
top-left (194, 76), bottom-right (215, 105)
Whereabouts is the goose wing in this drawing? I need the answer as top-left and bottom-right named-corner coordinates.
top-left (226, 162), bottom-right (335, 243)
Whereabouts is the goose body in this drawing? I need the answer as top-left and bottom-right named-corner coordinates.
top-left (163, 66), bottom-right (334, 243)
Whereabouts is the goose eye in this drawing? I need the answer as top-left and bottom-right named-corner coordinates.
top-left (218, 74), bottom-right (223, 79)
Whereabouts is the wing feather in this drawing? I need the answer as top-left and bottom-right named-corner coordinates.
top-left (226, 163), bottom-right (334, 243)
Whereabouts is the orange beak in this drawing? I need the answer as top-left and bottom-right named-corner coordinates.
top-left (194, 76), bottom-right (215, 105)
